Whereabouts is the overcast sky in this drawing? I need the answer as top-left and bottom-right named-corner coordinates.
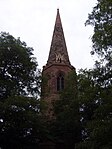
top-left (0, 0), bottom-right (97, 71)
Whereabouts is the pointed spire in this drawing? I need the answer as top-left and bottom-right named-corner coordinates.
top-left (47, 9), bottom-right (70, 65)
top-left (55, 8), bottom-right (61, 26)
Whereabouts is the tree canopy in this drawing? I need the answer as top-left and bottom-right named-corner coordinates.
top-left (0, 32), bottom-right (40, 100)
top-left (76, 0), bottom-right (112, 148)
top-left (0, 32), bottom-right (42, 148)
top-left (86, 0), bottom-right (112, 61)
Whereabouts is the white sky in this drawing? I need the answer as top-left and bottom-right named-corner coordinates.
top-left (0, 0), bottom-right (97, 71)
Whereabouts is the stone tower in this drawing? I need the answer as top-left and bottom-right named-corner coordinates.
top-left (42, 9), bottom-right (75, 118)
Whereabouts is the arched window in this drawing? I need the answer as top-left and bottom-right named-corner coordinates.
top-left (57, 73), bottom-right (64, 91)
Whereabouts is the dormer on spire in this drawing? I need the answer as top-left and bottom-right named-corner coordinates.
top-left (47, 9), bottom-right (71, 66)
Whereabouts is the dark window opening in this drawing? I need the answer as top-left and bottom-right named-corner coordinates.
top-left (57, 73), bottom-right (64, 91)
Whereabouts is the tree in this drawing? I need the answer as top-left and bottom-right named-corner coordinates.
top-left (76, 0), bottom-right (112, 148)
top-left (0, 32), bottom-right (43, 148)
top-left (76, 83), bottom-right (112, 149)
top-left (77, 69), bottom-right (99, 138)
top-left (86, 0), bottom-right (112, 62)
top-left (0, 96), bottom-right (43, 149)
top-left (86, 0), bottom-right (112, 86)
top-left (0, 32), bottom-right (40, 100)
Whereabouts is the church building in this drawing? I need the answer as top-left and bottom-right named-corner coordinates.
top-left (42, 9), bottom-right (75, 118)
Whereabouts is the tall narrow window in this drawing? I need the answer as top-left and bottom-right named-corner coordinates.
top-left (57, 73), bottom-right (64, 91)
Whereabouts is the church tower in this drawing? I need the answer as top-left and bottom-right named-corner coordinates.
top-left (42, 9), bottom-right (75, 117)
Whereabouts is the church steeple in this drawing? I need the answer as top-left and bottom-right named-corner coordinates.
top-left (42, 9), bottom-right (75, 118)
top-left (47, 9), bottom-right (70, 65)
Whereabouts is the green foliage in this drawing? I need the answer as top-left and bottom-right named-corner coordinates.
top-left (77, 69), bottom-right (99, 141)
top-left (76, 0), bottom-right (112, 148)
top-left (86, 0), bottom-right (112, 62)
top-left (0, 32), bottom-right (43, 148)
top-left (0, 32), bottom-right (41, 100)
top-left (86, 0), bottom-right (112, 90)
top-left (76, 68), bottom-right (112, 149)
top-left (0, 96), bottom-right (45, 148)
